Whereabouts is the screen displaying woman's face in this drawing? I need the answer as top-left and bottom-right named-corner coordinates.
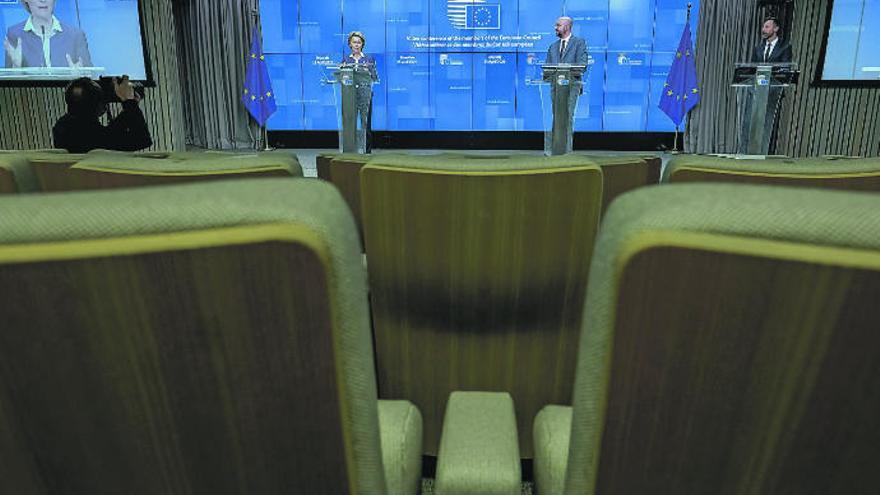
top-left (349, 36), bottom-right (363, 53)
top-left (22, 0), bottom-right (57, 22)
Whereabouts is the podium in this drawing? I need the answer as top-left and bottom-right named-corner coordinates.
top-left (732, 62), bottom-right (799, 156)
top-left (326, 63), bottom-right (377, 154)
top-left (539, 64), bottom-right (586, 155)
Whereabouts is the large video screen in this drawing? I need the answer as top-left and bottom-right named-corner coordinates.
top-left (0, 0), bottom-right (148, 81)
top-left (821, 0), bottom-right (880, 81)
top-left (261, 0), bottom-right (699, 131)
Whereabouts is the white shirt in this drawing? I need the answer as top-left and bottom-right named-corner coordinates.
top-left (559, 33), bottom-right (572, 56)
top-left (763, 37), bottom-right (779, 61)
top-left (23, 16), bottom-right (63, 67)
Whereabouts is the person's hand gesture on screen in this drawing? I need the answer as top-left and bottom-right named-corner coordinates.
top-left (113, 75), bottom-right (138, 102)
top-left (66, 53), bottom-right (84, 69)
top-left (3, 37), bottom-right (22, 68)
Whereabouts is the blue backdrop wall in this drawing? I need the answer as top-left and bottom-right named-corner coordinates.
top-left (260, 0), bottom-right (699, 131)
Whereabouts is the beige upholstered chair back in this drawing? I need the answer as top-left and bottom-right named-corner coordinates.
top-left (0, 180), bottom-right (386, 494)
top-left (361, 154), bottom-right (603, 457)
top-left (664, 155), bottom-right (880, 191)
top-left (55, 150), bottom-right (303, 191)
top-left (564, 184), bottom-right (880, 494)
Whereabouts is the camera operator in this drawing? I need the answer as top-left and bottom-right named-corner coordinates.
top-left (52, 76), bottom-right (152, 153)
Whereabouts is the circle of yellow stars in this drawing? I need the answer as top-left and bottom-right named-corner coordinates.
top-left (243, 52), bottom-right (274, 102)
top-left (664, 49), bottom-right (699, 101)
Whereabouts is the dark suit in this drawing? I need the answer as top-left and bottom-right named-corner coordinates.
top-left (5, 19), bottom-right (92, 68)
top-left (750, 39), bottom-right (793, 64)
top-left (545, 35), bottom-right (588, 66)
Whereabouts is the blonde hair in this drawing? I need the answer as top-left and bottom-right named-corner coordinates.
top-left (348, 31), bottom-right (366, 48)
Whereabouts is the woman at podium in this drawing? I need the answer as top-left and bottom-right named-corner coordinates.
top-left (341, 31), bottom-right (378, 153)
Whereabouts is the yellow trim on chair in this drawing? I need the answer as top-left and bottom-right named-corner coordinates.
top-left (71, 165), bottom-right (285, 177)
top-left (672, 166), bottom-right (880, 180)
top-left (364, 163), bottom-right (601, 177)
top-left (617, 230), bottom-right (880, 274)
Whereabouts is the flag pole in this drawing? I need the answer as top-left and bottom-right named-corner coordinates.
top-left (673, 2), bottom-right (693, 155)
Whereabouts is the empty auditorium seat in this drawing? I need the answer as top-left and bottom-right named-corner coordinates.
top-left (53, 149), bottom-right (303, 190)
top-left (28, 152), bottom-right (87, 191)
top-left (315, 151), bottom-right (340, 177)
top-left (583, 154), bottom-right (661, 216)
top-left (0, 154), bottom-right (40, 194)
top-left (361, 154), bottom-right (603, 457)
top-left (318, 153), bottom-right (374, 241)
top-left (664, 154), bottom-right (880, 191)
top-left (0, 179), bottom-right (421, 494)
top-left (534, 184), bottom-right (880, 494)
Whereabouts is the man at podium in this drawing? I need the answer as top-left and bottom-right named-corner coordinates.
top-left (544, 16), bottom-right (587, 154)
top-left (744, 17), bottom-right (794, 154)
top-left (751, 17), bottom-right (793, 64)
top-left (546, 16), bottom-right (587, 68)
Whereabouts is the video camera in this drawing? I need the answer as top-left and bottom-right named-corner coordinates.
top-left (97, 76), bottom-right (146, 104)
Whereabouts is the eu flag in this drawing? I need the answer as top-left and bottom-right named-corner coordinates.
top-left (242, 29), bottom-right (277, 127)
top-left (466, 4), bottom-right (501, 29)
top-left (658, 19), bottom-right (700, 128)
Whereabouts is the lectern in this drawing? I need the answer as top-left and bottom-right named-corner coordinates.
top-left (540, 64), bottom-right (586, 156)
top-left (732, 62), bottom-right (799, 156)
top-left (326, 63), bottom-right (377, 153)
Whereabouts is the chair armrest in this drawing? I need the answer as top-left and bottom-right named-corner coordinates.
top-left (434, 391), bottom-right (521, 495)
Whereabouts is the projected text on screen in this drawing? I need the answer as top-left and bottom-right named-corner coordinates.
top-left (261, 0), bottom-right (700, 132)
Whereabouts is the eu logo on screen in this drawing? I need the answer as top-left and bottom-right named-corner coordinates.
top-left (466, 4), bottom-right (500, 29)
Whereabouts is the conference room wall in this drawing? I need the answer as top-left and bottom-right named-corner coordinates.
top-left (0, 0), bottom-right (184, 151)
top-left (687, 0), bottom-right (880, 157)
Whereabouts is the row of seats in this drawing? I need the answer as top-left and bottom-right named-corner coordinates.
top-left (0, 149), bottom-right (303, 193)
top-left (1, 149), bottom-right (879, 494)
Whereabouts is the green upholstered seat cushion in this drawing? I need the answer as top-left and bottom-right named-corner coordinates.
top-left (663, 154), bottom-right (880, 182)
top-left (71, 149), bottom-right (303, 177)
top-left (0, 179), bottom-right (386, 493)
top-left (378, 400), bottom-right (423, 495)
top-left (533, 405), bottom-right (573, 495)
top-left (435, 392), bottom-right (521, 495)
top-left (0, 154), bottom-right (39, 193)
top-left (564, 183), bottom-right (880, 494)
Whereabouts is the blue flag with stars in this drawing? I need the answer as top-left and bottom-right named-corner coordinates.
top-left (658, 19), bottom-right (700, 128)
top-left (243, 29), bottom-right (277, 127)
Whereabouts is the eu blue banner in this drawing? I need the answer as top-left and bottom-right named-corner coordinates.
top-left (466, 4), bottom-right (501, 29)
top-left (658, 18), bottom-right (699, 128)
top-left (243, 29), bottom-right (277, 127)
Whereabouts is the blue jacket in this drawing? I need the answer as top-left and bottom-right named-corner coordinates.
top-left (545, 35), bottom-right (588, 66)
top-left (5, 19), bottom-right (92, 68)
